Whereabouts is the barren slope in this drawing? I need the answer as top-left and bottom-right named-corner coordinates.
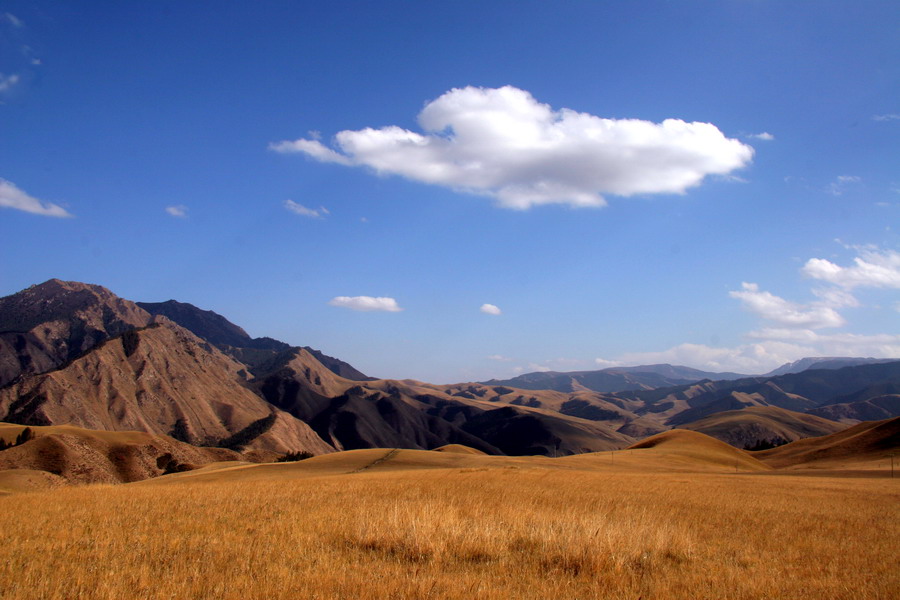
top-left (624, 428), bottom-right (771, 471)
top-left (0, 279), bottom-right (155, 387)
top-left (0, 324), bottom-right (333, 457)
top-left (0, 422), bottom-right (240, 485)
top-left (754, 416), bottom-right (900, 469)
top-left (679, 406), bottom-right (846, 448)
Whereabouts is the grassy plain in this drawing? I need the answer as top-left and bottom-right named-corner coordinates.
top-left (0, 444), bottom-right (897, 600)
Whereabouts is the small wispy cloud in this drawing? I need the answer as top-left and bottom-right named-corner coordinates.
top-left (747, 132), bottom-right (775, 141)
top-left (4, 13), bottom-right (23, 28)
top-left (284, 199), bottom-right (328, 218)
top-left (0, 73), bottom-right (20, 94)
top-left (328, 296), bottom-right (403, 312)
top-left (873, 114), bottom-right (900, 122)
top-left (487, 354), bottom-right (512, 362)
top-left (0, 179), bottom-right (72, 218)
top-left (165, 205), bottom-right (188, 218)
top-left (480, 303), bottom-right (502, 315)
top-left (826, 175), bottom-right (861, 196)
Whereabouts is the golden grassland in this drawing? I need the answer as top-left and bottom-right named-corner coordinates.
top-left (0, 446), bottom-right (897, 600)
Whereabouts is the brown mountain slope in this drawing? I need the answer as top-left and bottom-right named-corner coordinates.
top-left (0, 279), bottom-right (155, 387)
top-left (0, 422), bottom-right (240, 486)
top-left (679, 406), bottom-right (846, 448)
top-left (256, 360), bottom-right (635, 455)
top-left (806, 395), bottom-right (900, 423)
top-left (754, 416), bottom-right (900, 469)
top-left (625, 428), bottom-right (770, 471)
top-left (0, 324), bottom-right (334, 457)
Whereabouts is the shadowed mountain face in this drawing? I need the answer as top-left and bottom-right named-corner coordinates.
top-left (136, 299), bottom-right (372, 380)
top-left (0, 280), bottom-right (155, 387)
top-left (136, 300), bottom-right (288, 351)
top-left (678, 406), bottom-right (846, 449)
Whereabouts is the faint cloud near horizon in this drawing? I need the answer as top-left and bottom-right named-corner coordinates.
top-left (328, 296), bottom-right (403, 312)
top-left (271, 85), bottom-right (754, 210)
top-left (873, 114), bottom-right (900, 122)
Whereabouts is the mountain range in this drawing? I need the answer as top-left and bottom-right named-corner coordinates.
top-left (1, 279), bottom-right (898, 483)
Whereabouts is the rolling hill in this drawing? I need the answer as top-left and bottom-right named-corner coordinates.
top-left (0, 422), bottom-right (240, 488)
top-left (678, 405), bottom-right (846, 448)
top-left (754, 416), bottom-right (900, 469)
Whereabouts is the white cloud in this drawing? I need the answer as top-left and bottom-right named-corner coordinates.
top-left (811, 286), bottom-right (859, 309)
top-left (748, 132), bottom-right (775, 141)
top-left (480, 303), bottom-right (502, 315)
top-left (271, 85), bottom-right (754, 210)
top-left (284, 199), bottom-right (328, 218)
top-left (618, 333), bottom-right (900, 375)
top-left (729, 282), bottom-right (844, 329)
top-left (0, 73), bottom-right (20, 94)
top-left (748, 329), bottom-right (900, 359)
top-left (873, 114), bottom-right (900, 122)
top-left (826, 175), bottom-right (861, 196)
top-left (487, 354), bottom-right (512, 362)
top-left (165, 205), bottom-right (188, 218)
top-left (802, 247), bottom-right (900, 289)
top-left (328, 296), bottom-right (403, 312)
top-left (0, 179), bottom-right (72, 218)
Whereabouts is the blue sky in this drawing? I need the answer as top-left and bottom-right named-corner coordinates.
top-left (1, 1), bottom-right (898, 382)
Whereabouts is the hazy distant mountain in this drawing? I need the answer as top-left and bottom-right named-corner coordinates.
top-left (765, 357), bottom-right (897, 377)
top-left (483, 363), bottom-right (745, 394)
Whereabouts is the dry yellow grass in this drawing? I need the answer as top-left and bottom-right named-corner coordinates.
top-left (0, 447), bottom-right (897, 600)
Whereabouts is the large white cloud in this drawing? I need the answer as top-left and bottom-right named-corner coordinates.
top-left (328, 296), bottom-right (403, 312)
top-left (802, 247), bottom-right (900, 289)
top-left (270, 86), bottom-right (754, 210)
top-left (729, 282), bottom-right (844, 329)
top-left (0, 179), bottom-right (72, 218)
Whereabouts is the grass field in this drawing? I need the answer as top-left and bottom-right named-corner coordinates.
top-left (0, 445), bottom-right (897, 599)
